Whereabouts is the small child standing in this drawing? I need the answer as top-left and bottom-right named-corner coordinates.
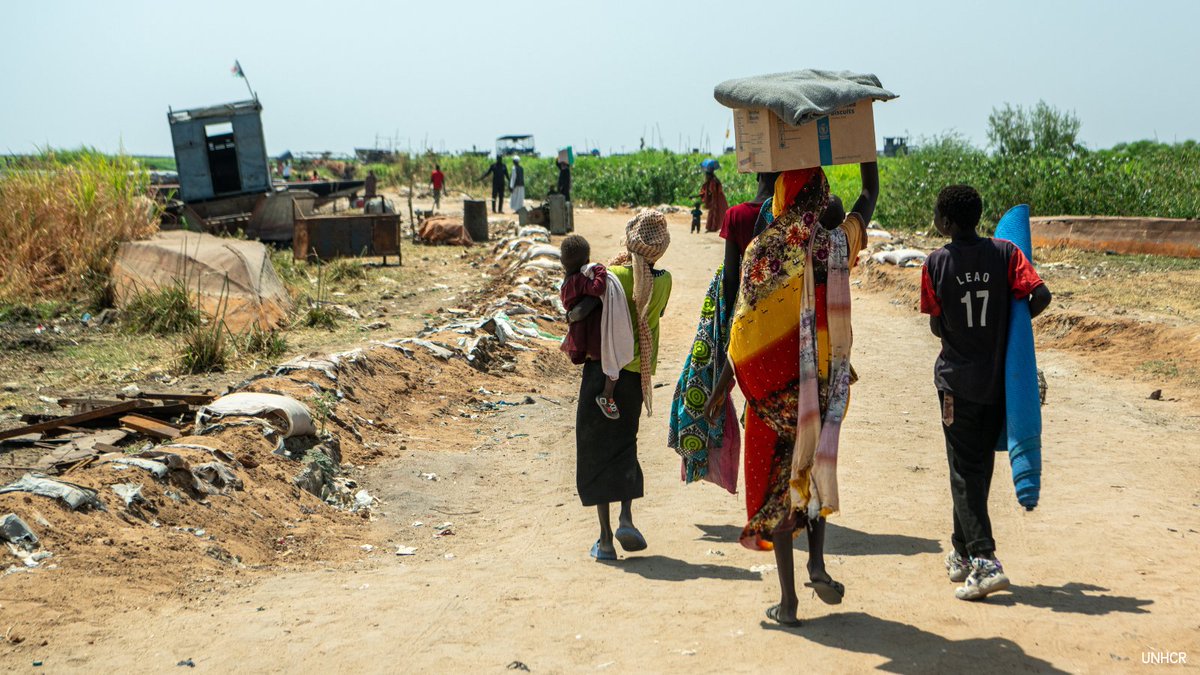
top-left (560, 235), bottom-right (633, 419)
top-left (920, 185), bottom-right (1052, 601)
top-left (690, 202), bottom-right (703, 234)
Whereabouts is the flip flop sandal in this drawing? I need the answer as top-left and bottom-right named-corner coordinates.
top-left (804, 578), bottom-right (845, 605)
top-left (595, 396), bottom-right (620, 420)
top-left (590, 540), bottom-right (617, 561)
top-left (614, 526), bottom-right (647, 552)
top-left (765, 604), bottom-right (802, 627)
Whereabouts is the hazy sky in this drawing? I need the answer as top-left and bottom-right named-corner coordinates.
top-left (3, 0), bottom-right (1198, 157)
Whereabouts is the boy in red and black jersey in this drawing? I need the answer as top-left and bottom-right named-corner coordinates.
top-left (920, 185), bottom-right (1052, 601)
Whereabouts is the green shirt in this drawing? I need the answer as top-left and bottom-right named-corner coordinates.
top-left (610, 265), bottom-right (672, 375)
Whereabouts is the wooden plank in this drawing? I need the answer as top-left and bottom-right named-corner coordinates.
top-left (135, 403), bottom-right (193, 419)
top-left (119, 414), bottom-right (182, 440)
top-left (0, 400), bottom-right (152, 442)
top-left (119, 391), bottom-right (215, 405)
top-left (57, 398), bottom-right (123, 412)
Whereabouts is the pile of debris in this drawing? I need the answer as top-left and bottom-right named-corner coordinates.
top-left (0, 223), bottom-right (572, 578)
top-left (384, 224), bottom-right (566, 371)
top-left (0, 390), bottom-right (219, 470)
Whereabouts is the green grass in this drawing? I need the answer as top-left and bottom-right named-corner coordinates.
top-left (1138, 359), bottom-right (1180, 378)
top-left (299, 304), bottom-right (340, 330)
top-left (325, 258), bottom-right (367, 283)
top-left (121, 282), bottom-right (202, 335)
top-left (179, 322), bottom-right (230, 374)
top-left (0, 300), bottom-right (75, 323)
top-left (241, 324), bottom-right (288, 359)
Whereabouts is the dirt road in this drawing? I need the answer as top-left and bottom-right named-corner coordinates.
top-left (12, 209), bottom-right (1199, 673)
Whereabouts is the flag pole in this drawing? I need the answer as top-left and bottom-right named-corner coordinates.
top-left (233, 60), bottom-right (256, 101)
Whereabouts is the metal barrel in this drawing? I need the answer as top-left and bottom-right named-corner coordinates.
top-left (463, 200), bottom-right (488, 242)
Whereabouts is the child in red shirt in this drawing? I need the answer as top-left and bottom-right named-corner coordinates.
top-left (920, 184), bottom-right (1052, 601)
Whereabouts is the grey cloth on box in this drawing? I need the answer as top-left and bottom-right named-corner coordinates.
top-left (714, 69), bottom-right (897, 125)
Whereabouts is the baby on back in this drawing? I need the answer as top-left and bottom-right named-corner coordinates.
top-left (559, 235), bottom-right (634, 419)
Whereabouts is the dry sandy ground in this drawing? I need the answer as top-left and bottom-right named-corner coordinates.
top-left (4, 208), bottom-right (1199, 673)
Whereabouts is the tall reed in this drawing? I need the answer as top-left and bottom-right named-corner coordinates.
top-left (0, 149), bottom-right (160, 304)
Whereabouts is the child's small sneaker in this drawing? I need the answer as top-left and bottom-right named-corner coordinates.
top-left (955, 557), bottom-right (1010, 601)
top-left (596, 396), bottom-right (620, 420)
top-left (945, 551), bottom-right (971, 583)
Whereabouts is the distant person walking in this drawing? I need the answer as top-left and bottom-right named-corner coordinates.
top-left (365, 169), bottom-right (378, 198)
top-left (700, 166), bottom-right (728, 233)
top-left (510, 157), bottom-right (526, 212)
top-left (282, 162), bottom-right (292, 181)
top-left (431, 164), bottom-right (446, 210)
top-left (557, 160), bottom-right (572, 202)
top-left (479, 156), bottom-right (509, 213)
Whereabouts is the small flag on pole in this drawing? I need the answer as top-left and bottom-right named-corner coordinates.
top-left (231, 60), bottom-right (245, 78)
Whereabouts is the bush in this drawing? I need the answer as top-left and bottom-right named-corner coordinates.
top-left (121, 281), bottom-right (202, 335)
top-left (325, 258), bottom-right (367, 283)
top-left (300, 303), bottom-right (339, 330)
top-left (241, 324), bottom-right (288, 359)
top-left (179, 322), bottom-right (230, 374)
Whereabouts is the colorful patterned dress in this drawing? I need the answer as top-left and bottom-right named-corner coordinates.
top-left (727, 169), bottom-right (864, 550)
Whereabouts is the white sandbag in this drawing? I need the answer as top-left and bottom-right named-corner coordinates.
top-left (197, 392), bottom-right (316, 437)
top-left (872, 249), bottom-right (927, 267)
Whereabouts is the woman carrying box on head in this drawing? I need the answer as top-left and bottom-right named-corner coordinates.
top-left (705, 161), bottom-right (877, 627)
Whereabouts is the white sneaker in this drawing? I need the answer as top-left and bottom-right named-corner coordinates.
top-left (955, 557), bottom-right (1010, 601)
top-left (946, 551), bottom-right (971, 583)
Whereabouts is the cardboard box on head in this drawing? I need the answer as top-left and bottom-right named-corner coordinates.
top-left (733, 99), bottom-right (877, 173)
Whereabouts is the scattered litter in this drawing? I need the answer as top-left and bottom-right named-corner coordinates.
top-left (353, 489), bottom-right (375, 511)
top-left (193, 462), bottom-right (244, 493)
top-left (177, 659), bottom-right (195, 668)
top-left (871, 249), bottom-right (927, 267)
top-left (705, 549), bottom-right (725, 557)
top-left (395, 545), bottom-right (417, 556)
top-left (750, 564), bottom-right (777, 574)
top-left (444, 553), bottom-right (455, 560)
top-left (111, 483), bottom-right (147, 507)
top-left (360, 544), bottom-right (374, 552)
top-left (0, 514), bottom-right (39, 550)
top-left (398, 339), bottom-right (456, 361)
top-left (111, 456), bottom-right (169, 479)
top-left (0, 473), bottom-right (104, 511)
top-left (419, 472), bottom-right (439, 481)
top-left (327, 304), bottom-right (362, 320)
top-left (507, 662), bottom-right (531, 672)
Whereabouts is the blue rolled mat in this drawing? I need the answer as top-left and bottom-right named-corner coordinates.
top-left (994, 204), bottom-right (1042, 510)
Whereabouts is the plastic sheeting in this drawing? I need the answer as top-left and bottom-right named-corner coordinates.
top-left (111, 230), bottom-right (293, 331)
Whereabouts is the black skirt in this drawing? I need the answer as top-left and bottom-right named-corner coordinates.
top-left (576, 360), bottom-right (644, 506)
